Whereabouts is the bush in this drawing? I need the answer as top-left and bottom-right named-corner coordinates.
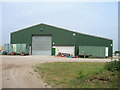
top-left (77, 70), bottom-right (84, 79)
top-left (105, 60), bottom-right (120, 72)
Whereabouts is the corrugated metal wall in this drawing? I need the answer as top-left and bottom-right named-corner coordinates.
top-left (32, 36), bottom-right (52, 55)
top-left (79, 46), bottom-right (106, 58)
top-left (11, 24), bottom-right (113, 57)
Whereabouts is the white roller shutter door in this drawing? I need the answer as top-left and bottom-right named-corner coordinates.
top-left (32, 36), bottom-right (51, 55)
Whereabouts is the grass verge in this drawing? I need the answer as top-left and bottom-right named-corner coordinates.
top-left (33, 62), bottom-right (118, 88)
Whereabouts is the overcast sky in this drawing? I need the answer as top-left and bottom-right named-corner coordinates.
top-left (1, 2), bottom-right (118, 51)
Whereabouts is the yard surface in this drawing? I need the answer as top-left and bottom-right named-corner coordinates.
top-left (34, 62), bottom-right (119, 88)
top-left (1, 55), bottom-right (118, 88)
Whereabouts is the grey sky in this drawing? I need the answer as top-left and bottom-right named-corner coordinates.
top-left (1, 2), bottom-right (118, 51)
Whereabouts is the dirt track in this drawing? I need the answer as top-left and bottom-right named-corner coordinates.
top-left (1, 55), bottom-right (115, 88)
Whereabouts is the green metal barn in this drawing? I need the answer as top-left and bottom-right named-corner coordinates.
top-left (10, 23), bottom-right (113, 57)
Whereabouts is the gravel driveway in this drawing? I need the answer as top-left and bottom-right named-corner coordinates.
top-left (1, 55), bottom-right (116, 88)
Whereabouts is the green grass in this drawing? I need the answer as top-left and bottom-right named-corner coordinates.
top-left (33, 62), bottom-right (119, 88)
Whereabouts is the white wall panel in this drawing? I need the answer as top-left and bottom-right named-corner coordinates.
top-left (53, 46), bottom-right (75, 56)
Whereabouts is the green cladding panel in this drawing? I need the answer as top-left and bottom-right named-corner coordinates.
top-left (11, 23), bottom-right (113, 57)
top-left (79, 46), bottom-right (106, 58)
